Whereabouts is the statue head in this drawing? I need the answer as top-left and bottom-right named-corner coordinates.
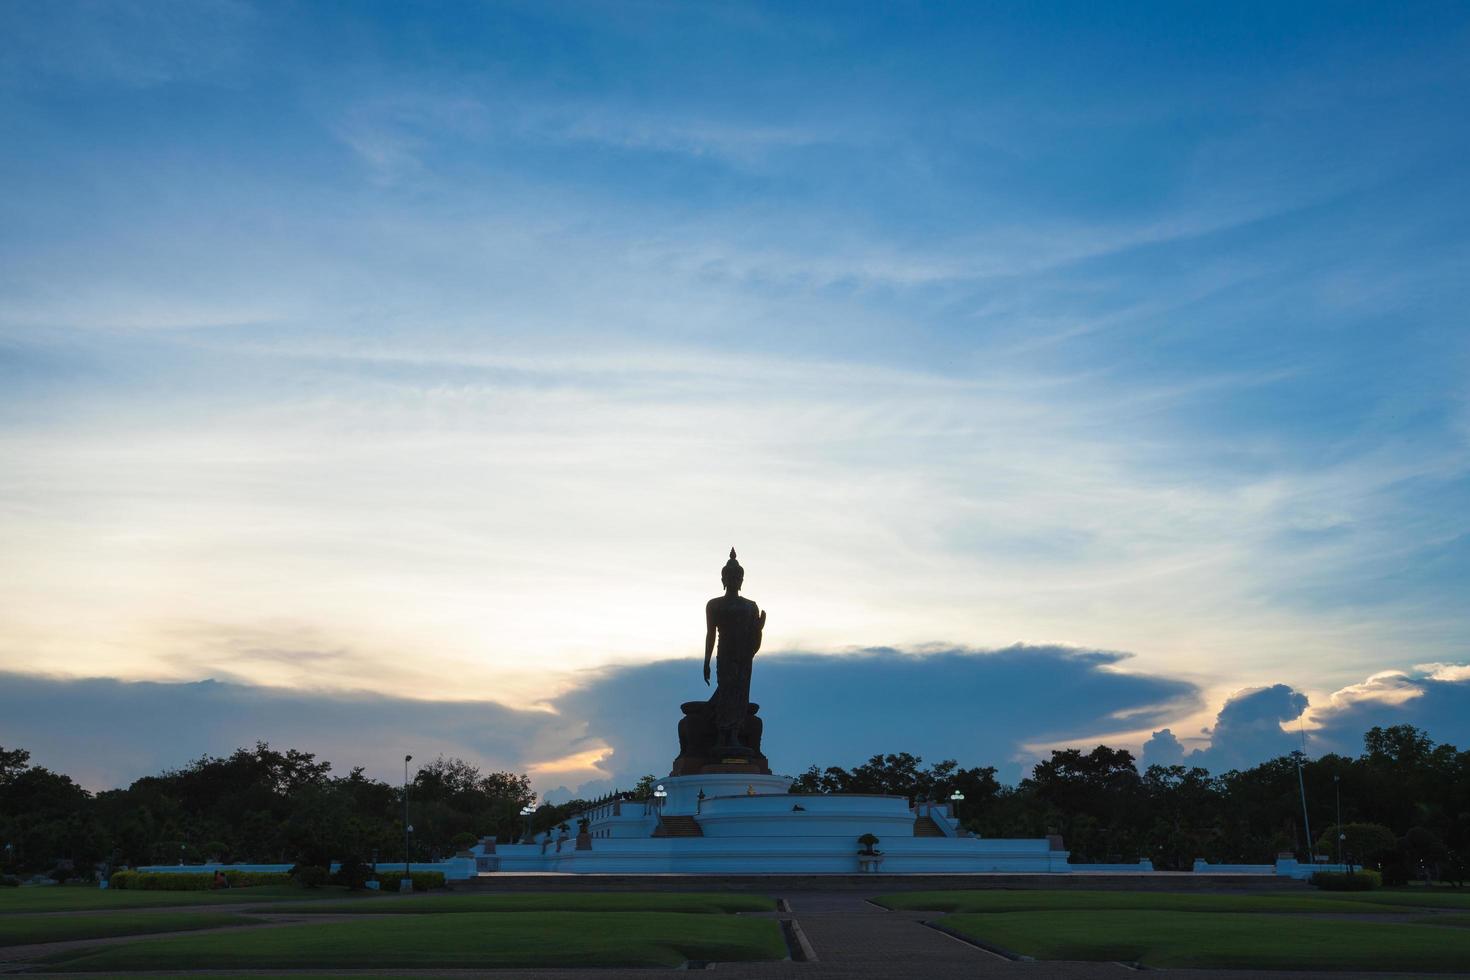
top-left (721, 547), bottom-right (744, 591)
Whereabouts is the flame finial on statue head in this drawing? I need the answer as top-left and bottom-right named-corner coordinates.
top-left (721, 547), bottom-right (744, 590)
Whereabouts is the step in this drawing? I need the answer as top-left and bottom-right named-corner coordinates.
top-left (652, 815), bottom-right (704, 838)
top-left (913, 816), bottom-right (945, 837)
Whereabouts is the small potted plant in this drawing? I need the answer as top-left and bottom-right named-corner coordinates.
top-left (856, 833), bottom-right (883, 873)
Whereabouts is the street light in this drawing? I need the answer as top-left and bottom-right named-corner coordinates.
top-left (653, 783), bottom-right (668, 826)
top-left (520, 804), bottom-right (535, 843)
top-left (950, 789), bottom-right (966, 824)
top-left (1334, 774), bottom-right (1343, 867)
top-left (1292, 749), bottom-right (1314, 863)
top-left (403, 754), bottom-right (413, 890)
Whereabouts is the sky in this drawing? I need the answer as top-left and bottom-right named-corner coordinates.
top-left (1, 2), bottom-right (1468, 796)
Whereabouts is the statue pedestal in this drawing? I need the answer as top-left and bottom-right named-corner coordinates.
top-left (674, 757), bottom-right (771, 776)
top-left (657, 772), bottom-right (794, 815)
top-left (671, 700), bottom-right (770, 776)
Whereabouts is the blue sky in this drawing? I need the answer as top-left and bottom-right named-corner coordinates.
top-left (1, 2), bottom-right (1467, 791)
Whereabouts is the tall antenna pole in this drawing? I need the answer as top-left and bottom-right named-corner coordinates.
top-left (1295, 717), bottom-right (1313, 864)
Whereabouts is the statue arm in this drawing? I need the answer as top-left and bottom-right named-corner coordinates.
top-left (703, 600), bottom-right (716, 685)
top-left (753, 608), bottom-right (766, 654)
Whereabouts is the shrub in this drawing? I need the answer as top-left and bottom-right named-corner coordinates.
top-left (333, 856), bottom-right (372, 890)
top-left (372, 871), bottom-right (445, 892)
top-left (0, 875), bottom-right (19, 888)
top-left (221, 870), bottom-right (292, 888)
top-left (291, 865), bottom-right (330, 889)
top-left (1311, 869), bottom-right (1382, 891)
top-left (857, 833), bottom-right (880, 854)
top-left (109, 870), bottom-right (292, 890)
top-left (450, 832), bottom-right (477, 851)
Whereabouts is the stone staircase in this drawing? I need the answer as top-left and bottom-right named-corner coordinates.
top-left (653, 815), bottom-right (704, 837)
top-left (912, 815), bottom-right (945, 837)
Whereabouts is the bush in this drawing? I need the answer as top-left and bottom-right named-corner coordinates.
top-left (0, 875), bottom-right (19, 888)
top-left (291, 865), bottom-right (330, 889)
top-left (1311, 869), bottom-right (1382, 891)
top-left (222, 870), bottom-right (292, 888)
top-left (450, 832), bottom-right (478, 851)
top-left (332, 856), bottom-right (372, 890)
top-left (372, 870), bottom-right (445, 892)
top-left (109, 870), bottom-right (292, 890)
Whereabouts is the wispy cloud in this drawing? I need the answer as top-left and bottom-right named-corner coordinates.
top-left (1, 2), bottom-right (1467, 741)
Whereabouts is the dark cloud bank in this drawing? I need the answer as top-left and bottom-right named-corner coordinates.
top-left (3, 645), bottom-right (1467, 794)
top-left (1141, 671), bottom-right (1470, 774)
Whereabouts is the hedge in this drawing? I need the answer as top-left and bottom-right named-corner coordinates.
top-left (1311, 869), bottom-right (1383, 891)
top-left (109, 870), bottom-right (292, 890)
top-left (372, 871), bottom-right (446, 892)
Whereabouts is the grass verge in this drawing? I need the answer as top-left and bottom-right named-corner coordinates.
top-left (274, 891), bottom-right (773, 914)
top-left (0, 884), bottom-right (360, 913)
top-left (942, 909), bottom-right (1470, 971)
top-left (1332, 889), bottom-right (1470, 910)
top-left (1415, 913), bottom-right (1470, 928)
top-left (875, 889), bottom-right (1397, 914)
top-left (39, 911), bottom-right (788, 971)
top-left (0, 911), bottom-right (261, 947)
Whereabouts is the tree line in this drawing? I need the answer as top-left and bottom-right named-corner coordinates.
top-left (792, 724), bottom-right (1468, 882)
top-left (2, 724), bottom-right (1465, 884)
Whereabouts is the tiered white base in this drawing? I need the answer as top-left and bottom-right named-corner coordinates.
top-left (477, 774), bottom-right (1072, 874)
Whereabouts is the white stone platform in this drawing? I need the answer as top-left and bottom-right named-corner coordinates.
top-left (475, 773), bottom-right (1073, 874)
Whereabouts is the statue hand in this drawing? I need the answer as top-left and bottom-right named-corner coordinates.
top-left (703, 662), bottom-right (711, 685)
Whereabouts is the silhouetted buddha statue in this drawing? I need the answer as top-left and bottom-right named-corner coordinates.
top-left (704, 548), bottom-right (767, 753)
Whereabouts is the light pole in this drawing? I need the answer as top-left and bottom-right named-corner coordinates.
top-left (403, 754), bottom-right (413, 889)
top-left (1334, 774), bottom-right (1345, 869)
top-left (653, 783), bottom-right (668, 827)
top-left (950, 789), bottom-right (965, 826)
top-left (520, 804), bottom-right (535, 843)
top-left (1293, 750), bottom-right (1314, 863)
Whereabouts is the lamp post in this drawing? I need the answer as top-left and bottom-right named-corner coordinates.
top-left (403, 754), bottom-right (413, 889)
top-left (1292, 750), bottom-right (1314, 863)
top-left (520, 804), bottom-right (535, 843)
top-left (1334, 774), bottom-right (1345, 870)
top-left (653, 783), bottom-right (668, 827)
top-left (950, 789), bottom-right (965, 824)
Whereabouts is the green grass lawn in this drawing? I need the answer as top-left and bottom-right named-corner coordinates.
top-left (0, 883), bottom-right (360, 913)
top-left (875, 888), bottom-right (1404, 914)
top-left (1415, 913), bottom-right (1470, 928)
top-left (1333, 889), bottom-right (1470, 910)
top-left (39, 911), bottom-right (787, 971)
top-left (275, 891), bottom-right (774, 914)
top-left (0, 911), bottom-right (262, 947)
top-left (941, 909), bottom-right (1470, 971)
